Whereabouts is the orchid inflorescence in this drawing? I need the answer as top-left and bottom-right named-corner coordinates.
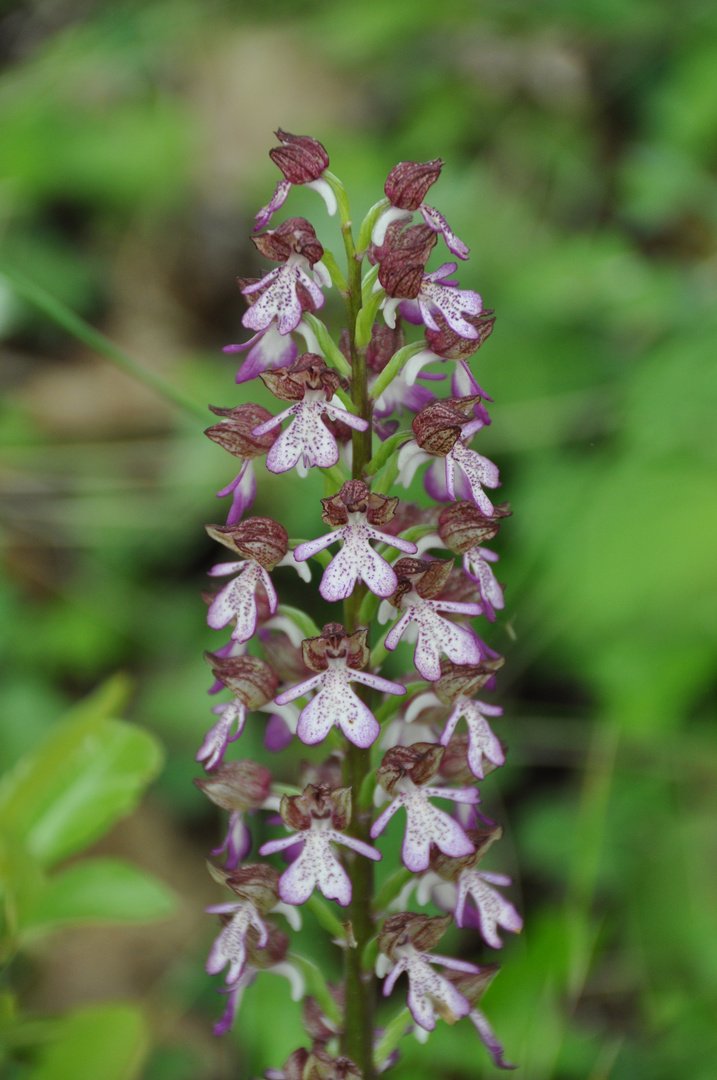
top-left (197, 129), bottom-right (522, 1079)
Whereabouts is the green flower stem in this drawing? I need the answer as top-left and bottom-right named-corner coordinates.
top-left (331, 173), bottom-right (376, 1080)
top-left (0, 265), bottom-right (207, 422)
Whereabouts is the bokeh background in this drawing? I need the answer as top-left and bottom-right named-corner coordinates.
top-left (1, 1), bottom-right (716, 1078)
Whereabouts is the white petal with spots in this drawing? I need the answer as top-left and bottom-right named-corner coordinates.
top-left (440, 697), bottom-right (504, 780)
top-left (455, 869), bottom-right (523, 947)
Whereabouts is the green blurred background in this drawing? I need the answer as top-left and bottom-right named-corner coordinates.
top-left (1, 0), bottom-right (716, 1077)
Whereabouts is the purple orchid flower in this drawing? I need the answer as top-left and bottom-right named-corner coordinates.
top-left (371, 779), bottom-right (479, 873)
top-left (205, 900), bottom-right (269, 985)
top-left (380, 590), bottom-right (484, 683)
top-left (380, 947), bottom-right (479, 1032)
top-left (242, 257), bottom-right (329, 336)
top-left (397, 419), bottom-right (500, 517)
top-left (381, 263), bottom-right (482, 340)
top-left (207, 559), bottom-right (278, 643)
top-left (196, 699), bottom-right (249, 771)
top-left (253, 393), bottom-right (369, 476)
top-left (293, 514), bottom-right (418, 602)
top-left (372, 158), bottom-right (469, 260)
top-left (260, 819), bottom-right (381, 908)
top-left (254, 130), bottom-right (336, 231)
top-left (275, 656), bottom-right (404, 749)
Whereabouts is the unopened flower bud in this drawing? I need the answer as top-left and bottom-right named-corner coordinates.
top-left (412, 396), bottom-right (482, 456)
top-left (385, 159), bottom-right (444, 210)
top-left (425, 309), bottom-right (496, 360)
top-left (377, 223), bottom-right (437, 299)
top-left (378, 911), bottom-right (453, 959)
top-left (204, 652), bottom-right (279, 707)
top-left (206, 516), bottom-right (288, 569)
top-left (261, 353), bottom-right (344, 402)
top-left (438, 501), bottom-right (511, 553)
top-left (194, 760), bottom-right (272, 811)
top-left (252, 217), bottom-right (324, 267)
top-left (302, 986), bottom-right (344, 1042)
top-left (377, 742), bottom-right (445, 794)
top-left (269, 129), bottom-right (329, 184)
top-left (433, 658), bottom-right (505, 706)
top-left (205, 403), bottom-right (279, 459)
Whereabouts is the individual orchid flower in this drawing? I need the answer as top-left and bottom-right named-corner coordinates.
top-left (254, 130), bottom-right (336, 231)
top-left (373, 221), bottom-right (472, 336)
top-left (398, 397), bottom-right (500, 517)
top-left (380, 263), bottom-right (483, 342)
top-left (371, 159), bottom-right (470, 260)
top-left (196, 654), bottom-right (278, 770)
top-left (205, 517), bottom-right (290, 642)
top-left (401, 309), bottom-right (496, 396)
top-left (205, 863), bottom-right (304, 987)
top-left (370, 744), bottom-right (479, 872)
top-left (407, 656), bottom-right (507, 781)
top-left (209, 920), bottom-right (305, 1036)
top-left (223, 272), bottom-right (327, 385)
top-left (205, 900), bottom-right (269, 984)
top-left (293, 481), bottom-right (418, 601)
top-left (252, 354), bottom-right (368, 476)
top-left (195, 760), bottom-right (276, 865)
top-left (242, 219), bottom-right (330, 336)
top-left (437, 501), bottom-right (511, 621)
top-left (378, 558), bottom-right (483, 682)
top-left (275, 625), bottom-right (405, 748)
top-left (377, 914), bottom-right (480, 1034)
top-left (259, 785), bottom-right (381, 907)
top-left (416, 829), bottom-right (522, 949)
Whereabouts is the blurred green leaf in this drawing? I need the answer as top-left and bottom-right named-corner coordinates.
top-left (18, 857), bottom-right (176, 937)
top-left (27, 1002), bottom-right (149, 1080)
top-left (0, 687), bottom-right (163, 868)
